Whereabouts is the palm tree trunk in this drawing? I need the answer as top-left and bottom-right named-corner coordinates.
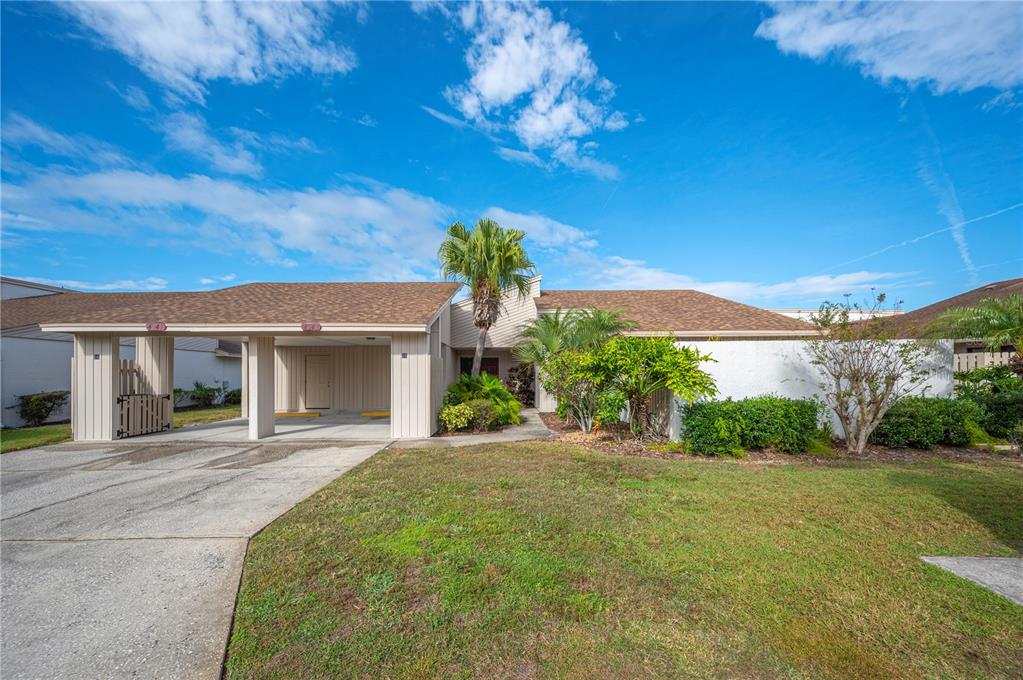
top-left (472, 326), bottom-right (489, 377)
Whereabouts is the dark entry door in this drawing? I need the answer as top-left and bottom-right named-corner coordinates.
top-left (460, 356), bottom-right (499, 376)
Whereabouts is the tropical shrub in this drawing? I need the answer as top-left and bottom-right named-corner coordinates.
top-left (680, 396), bottom-right (825, 455)
top-left (464, 399), bottom-right (497, 432)
top-left (954, 365), bottom-right (1023, 401)
top-left (439, 403), bottom-right (473, 432)
top-left (870, 397), bottom-right (988, 448)
top-left (223, 388), bottom-right (243, 406)
top-left (970, 392), bottom-right (1023, 438)
top-left (504, 364), bottom-right (535, 407)
top-left (444, 373), bottom-right (521, 426)
top-left (189, 381), bottom-right (223, 408)
top-left (13, 390), bottom-right (70, 426)
top-left (539, 349), bottom-right (602, 432)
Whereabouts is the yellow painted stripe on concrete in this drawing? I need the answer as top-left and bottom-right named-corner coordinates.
top-left (275, 411), bottom-right (322, 418)
top-left (361, 410), bottom-right (390, 418)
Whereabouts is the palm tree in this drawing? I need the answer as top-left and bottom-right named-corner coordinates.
top-left (439, 218), bottom-right (535, 376)
top-left (934, 293), bottom-right (1023, 374)
top-left (513, 306), bottom-right (635, 365)
top-left (572, 307), bottom-right (636, 349)
top-left (513, 309), bottom-right (581, 365)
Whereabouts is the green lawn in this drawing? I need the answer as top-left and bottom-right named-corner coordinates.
top-left (226, 442), bottom-right (1023, 679)
top-left (0, 405), bottom-right (242, 453)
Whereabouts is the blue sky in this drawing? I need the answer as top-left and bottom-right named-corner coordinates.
top-left (1, 1), bottom-right (1021, 310)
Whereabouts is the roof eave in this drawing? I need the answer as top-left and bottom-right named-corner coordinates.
top-left (38, 322), bottom-right (430, 335)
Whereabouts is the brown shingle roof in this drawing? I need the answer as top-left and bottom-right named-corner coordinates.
top-left (535, 289), bottom-right (814, 334)
top-left (2, 282), bottom-right (460, 329)
top-left (879, 278), bottom-right (1023, 338)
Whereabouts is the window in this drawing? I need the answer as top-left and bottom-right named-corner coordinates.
top-left (460, 357), bottom-right (499, 376)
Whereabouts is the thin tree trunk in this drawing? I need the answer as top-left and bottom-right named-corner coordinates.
top-left (472, 326), bottom-right (489, 377)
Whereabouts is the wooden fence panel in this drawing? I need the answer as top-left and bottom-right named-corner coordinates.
top-left (954, 352), bottom-right (1014, 372)
top-left (115, 359), bottom-right (171, 438)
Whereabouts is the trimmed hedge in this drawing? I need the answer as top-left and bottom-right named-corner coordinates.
top-left (681, 396), bottom-right (825, 456)
top-left (870, 397), bottom-right (987, 449)
top-left (13, 390), bottom-right (70, 427)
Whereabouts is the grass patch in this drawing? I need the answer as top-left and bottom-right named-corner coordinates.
top-left (226, 442), bottom-right (1023, 679)
top-left (0, 406), bottom-right (242, 453)
top-left (0, 422), bottom-right (72, 453)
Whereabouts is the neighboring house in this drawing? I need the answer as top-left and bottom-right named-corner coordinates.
top-left (877, 277), bottom-right (1022, 372)
top-left (18, 275), bottom-right (955, 442)
top-left (772, 308), bottom-right (903, 322)
top-left (1, 276), bottom-right (242, 428)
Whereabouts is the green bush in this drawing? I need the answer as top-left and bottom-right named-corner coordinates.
top-left (1008, 423), bottom-right (1023, 455)
top-left (870, 397), bottom-right (988, 448)
top-left (954, 365), bottom-right (1023, 401)
top-left (680, 401), bottom-right (745, 457)
top-left (970, 392), bottom-right (1023, 438)
top-left (445, 373), bottom-right (521, 426)
top-left (464, 399), bottom-right (497, 432)
top-left (680, 396), bottom-right (825, 456)
top-left (223, 388), bottom-right (242, 406)
top-left (13, 390), bottom-right (70, 426)
top-left (189, 381), bottom-right (223, 408)
top-left (439, 403), bottom-right (473, 432)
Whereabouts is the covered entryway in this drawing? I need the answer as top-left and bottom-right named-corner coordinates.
top-left (304, 354), bottom-right (332, 408)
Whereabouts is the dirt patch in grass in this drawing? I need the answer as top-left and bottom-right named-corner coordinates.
top-left (226, 441), bottom-right (1023, 679)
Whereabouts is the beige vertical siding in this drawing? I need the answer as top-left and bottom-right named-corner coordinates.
top-left (72, 334), bottom-right (119, 441)
top-left (248, 336), bottom-right (275, 439)
top-left (274, 345), bottom-right (390, 412)
top-left (449, 276), bottom-right (540, 349)
top-left (534, 369), bottom-right (558, 411)
top-left (390, 333), bottom-right (431, 438)
top-left (240, 341), bottom-right (249, 418)
top-left (135, 337), bottom-right (174, 396)
top-left (429, 318), bottom-right (445, 432)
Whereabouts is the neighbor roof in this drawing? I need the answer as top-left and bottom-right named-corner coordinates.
top-left (879, 277), bottom-right (1023, 339)
top-left (4, 282), bottom-right (460, 330)
top-left (535, 289), bottom-right (814, 335)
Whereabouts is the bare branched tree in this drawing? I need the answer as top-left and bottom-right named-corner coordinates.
top-left (806, 294), bottom-right (941, 454)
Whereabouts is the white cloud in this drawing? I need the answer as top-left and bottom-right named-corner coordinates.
top-left (757, 1), bottom-right (1023, 94)
top-left (198, 273), bottom-right (236, 285)
top-left (425, 1), bottom-right (627, 179)
top-left (2, 113), bottom-right (131, 167)
top-left (552, 140), bottom-right (621, 181)
top-left (108, 82), bottom-right (153, 111)
top-left (61, 1), bottom-right (356, 103)
top-left (588, 255), bottom-right (911, 301)
top-left (483, 207), bottom-right (596, 249)
top-left (356, 114), bottom-right (379, 128)
top-left (421, 104), bottom-right (470, 129)
top-left (495, 146), bottom-right (544, 167)
top-left (3, 167), bottom-right (451, 280)
top-left (982, 91), bottom-right (1020, 112)
top-left (160, 112), bottom-right (263, 177)
top-left (22, 276), bottom-right (168, 291)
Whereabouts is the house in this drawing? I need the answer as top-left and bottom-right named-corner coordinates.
top-left (876, 277), bottom-right (1022, 372)
top-left (1, 276), bottom-right (242, 428)
top-left (18, 275), bottom-right (955, 442)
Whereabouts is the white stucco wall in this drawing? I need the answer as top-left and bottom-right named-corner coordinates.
top-left (1, 336), bottom-right (241, 427)
top-left (671, 339), bottom-right (954, 438)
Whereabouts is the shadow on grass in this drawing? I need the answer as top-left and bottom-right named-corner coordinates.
top-left (888, 462), bottom-right (1023, 553)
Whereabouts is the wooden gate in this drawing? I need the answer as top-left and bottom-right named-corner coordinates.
top-left (117, 359), bottom-right (171, 438)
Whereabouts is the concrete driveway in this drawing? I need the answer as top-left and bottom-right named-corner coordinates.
top-left (0, 439), bottom-right (386, 679)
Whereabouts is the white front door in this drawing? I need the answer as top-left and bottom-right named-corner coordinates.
top-left (305, 355), bottom-right (332, 409)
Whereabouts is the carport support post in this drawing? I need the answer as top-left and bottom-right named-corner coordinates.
top-left (71, 334), bottom-right (120, 441)
top-left (240, 341), bottom-right (249, 418)
top-left (135, 336), bottom-right (174, 430)
top-left (247, 336), bottom-right (275, 439)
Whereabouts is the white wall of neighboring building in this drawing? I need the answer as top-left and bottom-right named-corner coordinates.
top-left (771, 309), bottom-right (904, 322)
top-left (1, 335), bottom-right (241, 428)
top-left (669, 339), bottom-right (954, 438)
top-left (0, 277), bottom-right (67, 300)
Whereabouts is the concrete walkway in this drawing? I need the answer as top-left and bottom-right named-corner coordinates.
top-left (922, 556), bottom-right (1023, 606)
top-left (1, 439), bottom-right (386, 679)
top-left (388, 407), bottom-right (554, 449)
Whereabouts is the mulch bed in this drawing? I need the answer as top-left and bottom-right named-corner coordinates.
top-left (539, 413), bottom-right (1022, 465)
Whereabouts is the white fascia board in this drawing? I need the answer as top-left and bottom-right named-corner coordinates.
top-left (38, 323), bottom-right (428, 335)
top-left (625, 330), bottom-right (815, 338)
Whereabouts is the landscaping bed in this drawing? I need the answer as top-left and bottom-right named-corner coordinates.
top-left (225, 441), bottom-right (1023, 679)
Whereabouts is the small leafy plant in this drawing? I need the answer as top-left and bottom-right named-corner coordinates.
top-left (439, 403), bottom-right (473, 432)
top-left (445, 373), bottom-right (521, 426)
top-left (12, 390), bottom-right (70, 426)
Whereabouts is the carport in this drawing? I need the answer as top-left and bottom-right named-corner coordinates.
top-left (39, 282), bottom-right (459, 442)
